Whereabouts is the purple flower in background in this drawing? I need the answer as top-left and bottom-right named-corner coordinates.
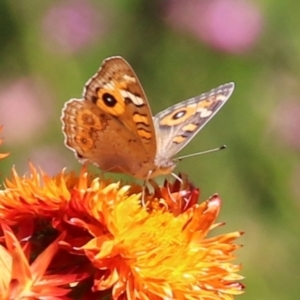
top-left (165, 0), bottom-right (263, 54)
top-left (42, 0), bottom-right (106, 54)
top-left (0, 78), bottom-right (53, 145)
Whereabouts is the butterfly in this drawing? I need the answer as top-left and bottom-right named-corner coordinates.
top-left (61, 56), bottom-right (234, 179)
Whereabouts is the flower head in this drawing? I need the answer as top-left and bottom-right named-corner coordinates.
top-left (0, 161), bottom-right (244, 299)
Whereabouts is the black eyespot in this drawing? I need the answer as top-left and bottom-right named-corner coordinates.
top-left (172, 110), bottom-right (186, 120)
top-left (102, 93), bottom-right (117, 107)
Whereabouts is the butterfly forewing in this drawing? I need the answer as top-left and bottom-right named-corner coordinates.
top-left (154, 82), bottom-right (235, 159)
top-left (84, 56), bottom-right (157, 155)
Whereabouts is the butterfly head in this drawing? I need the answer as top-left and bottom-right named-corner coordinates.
top-left (148, 156), bottom-right (176, 178)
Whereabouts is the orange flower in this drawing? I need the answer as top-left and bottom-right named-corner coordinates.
top-left (0, 161), bottom-right (244, 299)
top-left (69, 184), bottom-right (244, 299)
top-left (0, 224), bottom-right (88, 299)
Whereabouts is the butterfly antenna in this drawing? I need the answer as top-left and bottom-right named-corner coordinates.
top-left (175, 145), bottom-right (226, 162)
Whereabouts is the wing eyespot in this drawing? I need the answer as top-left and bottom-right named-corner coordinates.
top-left (78, 136), bottom-right (88, 145)
top-left (172, 109), bottom-right (187, 120)
top-left (74, 128), bottom-right (94, 150)
top-left (81, 112), bottom-right (96, 125)
top-left (159, 107), bottom-right (195, 126)
top-left (102, 92), bottom-right (117, 107)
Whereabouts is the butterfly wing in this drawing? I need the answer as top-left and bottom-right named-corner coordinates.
top-left (153, 83), bottom-right (234, 164)
top-left (84, 56), bottom-right (156, 153)
top-left (61, 57), bottom-right (157, 178)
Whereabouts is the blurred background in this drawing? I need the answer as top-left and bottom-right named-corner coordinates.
top-left (0, 0), bottom-right (299, 298)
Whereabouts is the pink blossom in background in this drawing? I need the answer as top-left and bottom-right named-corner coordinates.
top-left (0, 78), bottom-right (53, 144)
top-left (165, 0), bottom-right (263, 54)
top-left (270, 100), bottom-right (300, 150)
top-left (9, 147), bottom-right (68, 178)
top-left (28, 147), bottom-right (67, 176)
top-left (42, 0), bottom-right (107, 54)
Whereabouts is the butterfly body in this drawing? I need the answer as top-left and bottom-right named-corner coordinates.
top-left (61, 56), bottom-right (234, 179)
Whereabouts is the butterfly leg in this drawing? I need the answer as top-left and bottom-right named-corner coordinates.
top-left (140, 169), bottom-right (154, 207)
top-left (141, 180), bottom-right (147, 207)
top-left (164, 173), bottom-right (185, 203)
top-left (170, 172), bottom-right (183, 183)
